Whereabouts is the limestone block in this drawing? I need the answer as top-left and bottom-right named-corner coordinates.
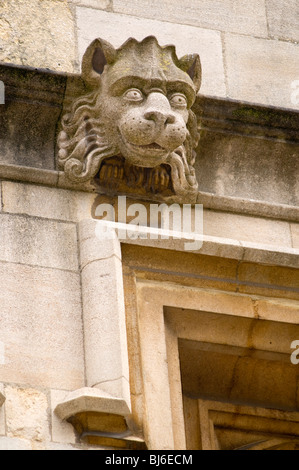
top-left (76, 8), bottom-right (226, 98)
top-left (225, 34), bottom-right (299, 110)
top-left (78, 219), bottom-right (122, 269)
top-left (0, 64), bottom-right (66, 170)
top-left (255, 299), bottom-right (299, 324)
top-left (291, 224), bottom-right (299, 249)
top-left (0, 263), bottom-right (85, 389)
top-left (196, 133), bottom-right (299, 207)
top-left (70, 0), bottom-right (111, 7)
top-left (5, 385), bottom-right (50, 442)
top-left (238, 263), bottom-right (299, 293)
top-left (241, 243), bottom-right (299, 269)
top-left (0, 213), bottom-right (78, 271)
top-left (0, 0), bottom-right (76, 72)
top-left (2, 181), bottom-right (95, 223)
top-left (0, 437), bottom-right (31, 451)
top-left (203, 210), bottom-right (292, 248)
top-left (266, 0), bottom-right (299, 42)
top-left (50, 390), bottom-right (77, 444)
top-left (113, 0), bottom-right (268, 37)
top-left (46, 442), bottom-right (79, 450)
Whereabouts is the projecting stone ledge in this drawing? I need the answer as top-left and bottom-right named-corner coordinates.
top-left (1, 61), bottom-right (299, 207)
top-left (54, 387), bottom-right (146, 449)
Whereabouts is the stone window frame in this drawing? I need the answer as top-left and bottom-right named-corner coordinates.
top-left (129, 278), bottom-right (299, 450)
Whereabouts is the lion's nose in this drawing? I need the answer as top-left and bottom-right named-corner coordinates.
top-left (143, 92), bottom-right (176, 127)
top-left (144, 109), bottom-right (176, 126)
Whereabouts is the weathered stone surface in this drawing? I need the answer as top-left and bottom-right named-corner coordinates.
top-left (0, 263), bottom-right (84, 389)
top-left (0, 213), bottom-right (78, 271)
top-left (113, 0), bottom-right (268, 37)
top-left (122, 243), bottom-right (240, 293)
top-left (70, 0), bottom-right (111, 7)
top-left (50, 390), bottom-right (77, 444)
top-left (54, 387), bottom-right (131, 420)
top-left (78, 220), bottom-right (130, 407)
top-left (266, 0), bottom-right (299, 42)
top-left (0, 64), bottom-right (66, 170)
top-left (238, 262), bottom-right (299, 294)
top-left (0, 0), bottom-right (76, 72)
top-left (196, 132), bottom-right (299, 206)
top-left (203, 210), bottom-right (292, 248)
top-left (2, 181), bottom-right (95, 222)
top-left (5, 386), bottom-right (50, 442)
top-left (256, 298), bottom-right (299, 323)
top-left (291, 224), bottom-right (299, 249)
top-left (76, 8), bottom-right (226, 98)
top-left (0, 436), bottom-right (32, 450)
top-left (241, 243), bottom-right (299, 270)
top-left (225, 34), bottom-right (299, 110)
top-left (81, 256), bottom-right (130, 398)
top-left (79, 220), bottom-right (122, 269)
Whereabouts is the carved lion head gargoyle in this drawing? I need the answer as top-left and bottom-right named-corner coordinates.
top-left (58, 36), bottom-right (201, 202)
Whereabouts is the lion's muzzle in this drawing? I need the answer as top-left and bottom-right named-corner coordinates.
top-left (118, 91), bottom-right (189, 167)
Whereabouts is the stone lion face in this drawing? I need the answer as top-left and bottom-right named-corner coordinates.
top-left (58, 36), bottom-right (201, 202)
top-left (100, 77), bottom-right (191, 168)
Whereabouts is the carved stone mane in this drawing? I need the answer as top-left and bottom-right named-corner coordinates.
top-left (58, 36), bottom-right (201, 202)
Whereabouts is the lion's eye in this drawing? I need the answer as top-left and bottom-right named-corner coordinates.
top-left (169, 94), bottom-right (188, 108)
top-left (123, 89), bottom-right (144, 102)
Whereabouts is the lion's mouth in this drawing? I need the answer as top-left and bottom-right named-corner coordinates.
top-left (128, 142), bottom-right (168, 155)
top-left (139, 142), bottom-right (164, 150)
top-left (129, 142), bottom-right (165, 152)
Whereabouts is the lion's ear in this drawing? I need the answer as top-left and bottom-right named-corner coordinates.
top-left (82, 38), bottom-right (117, 88)
top-left (179, 54), bottom-right (202, 93)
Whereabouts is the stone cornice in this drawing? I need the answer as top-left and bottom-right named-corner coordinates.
top-left (196, 95), bottom-right (299, 144)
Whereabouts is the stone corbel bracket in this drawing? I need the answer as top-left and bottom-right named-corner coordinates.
top-left (54, 388), bottom-right (145, 449)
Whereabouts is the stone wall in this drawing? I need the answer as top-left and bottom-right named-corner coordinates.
top-left (0, 0), bottom-right (298, 451)
top-left (0, 0), bottom-right (299, 109)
